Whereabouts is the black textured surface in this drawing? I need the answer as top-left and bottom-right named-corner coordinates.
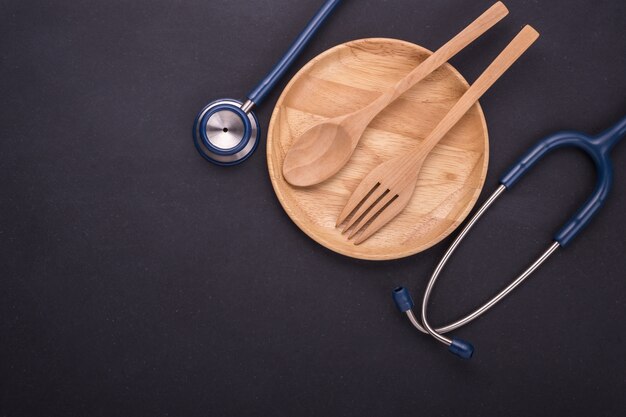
top-left (1, 1), bottom-right (626, 416)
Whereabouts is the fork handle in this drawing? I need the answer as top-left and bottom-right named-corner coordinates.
top-left (412, 25), bottom-right (540, 161)
top-left (360, 2), bottom-right (509, 121)
top-left (388, 2), bottom-right (509, 103)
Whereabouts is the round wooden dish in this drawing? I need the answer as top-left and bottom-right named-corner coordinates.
top-left (267, 38), bottom-right (489, 261)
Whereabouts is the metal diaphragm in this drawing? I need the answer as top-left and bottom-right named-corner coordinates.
top-left (193, 99), bottom-right (260, 166)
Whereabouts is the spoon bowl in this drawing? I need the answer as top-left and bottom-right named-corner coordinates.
top-left (281, 2), bottom-right (508, 186)
top-left (267, 37), bottom-right (490, 260)
top-left (282, 120), bottom-right (360, 186)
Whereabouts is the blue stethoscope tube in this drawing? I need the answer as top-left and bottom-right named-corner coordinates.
top-left (193, 0), bottom-right (342, 166)
top-left (394, 115), bottom-right (626, 359)
top-left (246, 0), bottom-right (342, 107)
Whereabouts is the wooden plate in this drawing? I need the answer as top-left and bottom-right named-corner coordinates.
top-left (267, 38), bottom-right (489, 261)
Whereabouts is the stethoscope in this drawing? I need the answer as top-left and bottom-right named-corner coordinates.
top-left (193, 0), bottom-right (342, 166)
top-left (393, 115), bottom-right (626, 359)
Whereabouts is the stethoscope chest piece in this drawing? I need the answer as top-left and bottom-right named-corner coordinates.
top-left (193, 99), bottom-right (260, 166)
top-left (192, 0), bottom-right (342, 166)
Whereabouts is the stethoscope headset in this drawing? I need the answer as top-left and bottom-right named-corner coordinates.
top-left (393, 116), bottom-right (626, 359)
top-left (193, 0), bottom-right (342, 166)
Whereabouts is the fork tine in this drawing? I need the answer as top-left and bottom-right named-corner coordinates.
top-left (336, 181), bottom-right (381, 227)
top-left (353, 192), bottom-right (413, 245)
top-left (347, 192), bottom-right (397, 239)
top-left (341, 188), bottom-right (390, 234)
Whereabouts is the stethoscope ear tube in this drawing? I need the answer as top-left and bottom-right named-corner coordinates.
top-left (393, 116), bottom-right (626, 359)
top-left (393, 287), bottom-right (474, 359)
top-left (392, 185), bottom-right (558, 360)
top-left (500, 115), bottom-right (626, 247)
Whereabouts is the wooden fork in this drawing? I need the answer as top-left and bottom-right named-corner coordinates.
top-left (336, 25), bottom-right (539, 244)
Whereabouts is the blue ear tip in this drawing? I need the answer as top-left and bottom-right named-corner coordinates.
top-left (449, 338), bottom-right (474, 359)
top-left (392, 287), bottom-right (414, 312)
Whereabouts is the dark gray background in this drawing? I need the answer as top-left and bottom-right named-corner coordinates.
top-left (1, 0), bottom-right (625, 416)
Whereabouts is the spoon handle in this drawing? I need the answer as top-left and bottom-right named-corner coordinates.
top-left (412, 25), bottom-right (540, 161)
top-left (363, 1), bottom-right (509, 117)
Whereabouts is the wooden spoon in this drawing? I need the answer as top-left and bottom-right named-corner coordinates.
top-left (282, 2), bottom-right (509, 187)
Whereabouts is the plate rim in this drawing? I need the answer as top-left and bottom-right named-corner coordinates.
top-left (267, 37), bottom-right (489, 261)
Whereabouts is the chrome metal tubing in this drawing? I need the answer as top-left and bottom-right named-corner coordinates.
top-left (406, 185), bottom-right (561, 346)
top-left (240, 99), bottom-right (254, 114)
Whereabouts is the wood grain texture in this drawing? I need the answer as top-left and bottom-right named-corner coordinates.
top-left (267, 38), bottom-right (489, 260)
top-left (337, 26), bottom-right (539, 245)
top-left (281, 2), bottom-right (507, 187)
